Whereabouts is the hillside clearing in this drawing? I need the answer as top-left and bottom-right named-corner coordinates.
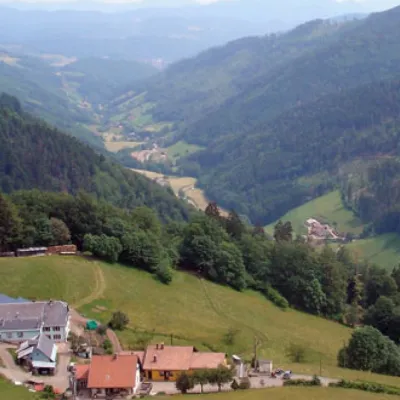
top-left (132, 169), bottom-right (226, 214)
top-left (166, 141), bottom-right (204, 162)
top-left (0, 257), bottom-right (399, 388)
top-left (104, 141), bottom-right (144, 152)
top-left (345, 233), bottom-right (400, 270)
top-left (265, 191), bottom-right (364, 236)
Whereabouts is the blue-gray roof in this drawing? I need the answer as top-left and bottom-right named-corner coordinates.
top-left (0, 294), bottom-right (29, 304)
top-left (0, 300), bottom-right (69, 331)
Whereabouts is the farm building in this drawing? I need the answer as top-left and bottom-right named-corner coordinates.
top-left (16, 333), bottom-right (57, 375)
top-left (142, 344), bottom-right (227, 382)
top-left (86, 354), bottom-right (141, 397)
top-left (0, 300), bottom-right (70, 342)
top-left (16, 247), bottom-right (47, 257)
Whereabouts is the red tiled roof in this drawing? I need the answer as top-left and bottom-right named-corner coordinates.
top-left (87, 355), bottom-right (137, 389)
top-left (75, 364), bottom-right (90, 380)
top-left (119, 351), bottom-right (145, 365)
top-left (190, 352), bottom-right (226, 369)
top-left (142, 345), bottom-right (194, 371)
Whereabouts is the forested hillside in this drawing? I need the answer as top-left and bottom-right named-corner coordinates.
top-left (113, 6), bottom-right (400, 224)
top-left (0, 55), bottom-right (99, 145)
top-left (0, 94), bottom-right (190, 221)
top-left (111, 18), bottom-right (357, 127)
top-left (188, 78), bottom-right (400, 223)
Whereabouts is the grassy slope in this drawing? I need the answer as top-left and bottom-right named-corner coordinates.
top-left (346, 234), bottom-right (400, 270)
top-left (2, 257), bottom-right (400, 388)
top-left (166, 141), bottom-right (204, 162)
top-left (264, 190), bottom-right (400, 271)
top-left (265, 191), bottom-right (364, 236)
top-left (0, 378), bottom-right (35, 400)
top-left (157, 388), bottom-right (396, 400)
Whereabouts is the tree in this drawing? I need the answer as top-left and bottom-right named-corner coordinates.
top-left (50, 217), bottom-right (70, 245)
top-left (0, 193), bottom-right (21, 251)
top-left (208, 365), bottom-right (234, 392)
top-left (364, 297), bottom-right (400, 343)
top-left (193, 369), bottom-right (210, 393)
top-left (273, 220), bottom-right (293, 242)
top-left (41, 385), bottom-right (56, 399)
top-left (364, 266), bottom-right (398, 307)
top-left (120, 231), bottom-right (163, 272)
top-left (34, 217), bottom-right (53, 246)
top-left (338, 326), bottom-right (400, 375)
top-left (212, 241), bottom-right (246, 291)
top-left (176, 372), bottom-right (194, 394)
top-left (286, 343), bottom-right (308, 363)
top-left (108, 311), bottom-right (129, 331)
top-left (225, 210), bottom-right (245, 239)
top-left (131, 207), bottom-right (162, 236)
top-left (205, 202), bottom-right (221, 220)
top-left (391, 266), bottom-right (400, 290)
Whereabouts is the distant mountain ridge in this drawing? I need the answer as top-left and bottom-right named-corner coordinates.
top-left (111, 5), bottom-right (400, 224)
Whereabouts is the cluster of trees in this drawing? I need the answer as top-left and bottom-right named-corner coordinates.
top-left (3, 186), bottom-right (400, 340)
top-left (176, 366), bottom-right (234, 394)
top-left (339, 326), bottom-right (400, 376)
top-left (0, 95), bottom-right (190, 222)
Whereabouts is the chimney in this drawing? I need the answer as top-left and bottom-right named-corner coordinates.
top-left (153, 355), bottom-right (157, 363)
top-left (113, 353), bottom-right (118, 360)
top-left (160, 342), bottom-right (164, 350)
top-left (156, 344), bottom-right (159, 350)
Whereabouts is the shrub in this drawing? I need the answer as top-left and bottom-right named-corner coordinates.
top-left (155, 260), bottom-right (173, 284)
top-left (96, 325), bottom-right (107, 336)
top-left (284, 376), bottom-right (321, 387)
top-left (108, 311), bottom-right (129, 331)
top-left (286, 343), bottom-right (308, 363)
top-left (176, 372), bottom-right (195, 394)
top-left (230, 380), bottom-right (239, 391)
top-left (238, 378), bottom-right (251, 390)
top-left (262, 285), bottom-right (289, 309)
top-left (102, 338), bottom-right (113, 354)
top-left (329, 380), bottom-right (400, 395)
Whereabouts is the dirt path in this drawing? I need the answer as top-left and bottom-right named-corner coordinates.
top-left (72, 262), bottom-right (106, 309)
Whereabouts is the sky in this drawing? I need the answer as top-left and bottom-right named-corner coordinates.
top-left (0, 0), bottom-right (398, 13)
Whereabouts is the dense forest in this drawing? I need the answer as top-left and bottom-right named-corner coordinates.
top-left (185, 78), bottom-right (400, 223)
top-left (1, 191), bottom-right (399, 375)
top-left (0, 94), bottom-right (190, 222)
top-left (114, 6), bottom-right (400, 224)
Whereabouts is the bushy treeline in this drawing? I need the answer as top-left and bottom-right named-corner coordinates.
top-left (338, 326), bottom-right (400, 376)
top-left (2, 191), bottom-right (400, 358)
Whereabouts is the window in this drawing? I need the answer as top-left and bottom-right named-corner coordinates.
top-left (53, 326), bottom-right (60, 332)
top-left (47, 335), bottom-right (51, 340)
top-left (53, 334), bottom-right (62, 340)
top-left (159, 371), bottom-right (164, 377)
top-left (17, 332), bottom-right (23, 338)
top-left (6, 332), bottom-right (12, 339)
top-left (43, 327), bottom-right (51, 332)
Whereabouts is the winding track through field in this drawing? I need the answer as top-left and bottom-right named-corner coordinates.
top-left (71, 262), bottom-right (106, 309)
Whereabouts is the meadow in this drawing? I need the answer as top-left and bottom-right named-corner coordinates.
top-left (155, 387), bottom-right (398, 400)
top-left (265, 191), bottom-right (364, 236)
top-left (166, 141), bottom-right (204, 162)
top-left (2, 257), bottom-right (400, 388)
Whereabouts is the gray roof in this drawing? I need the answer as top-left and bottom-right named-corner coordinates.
top-left (0, 318), bottom-right (42, 331)
top-left (37, 334), bottom-right (56, 361)
top-left (17, 334), bottom-right (56, 361)
top-left (0, 301), bottom-right (69, 330)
